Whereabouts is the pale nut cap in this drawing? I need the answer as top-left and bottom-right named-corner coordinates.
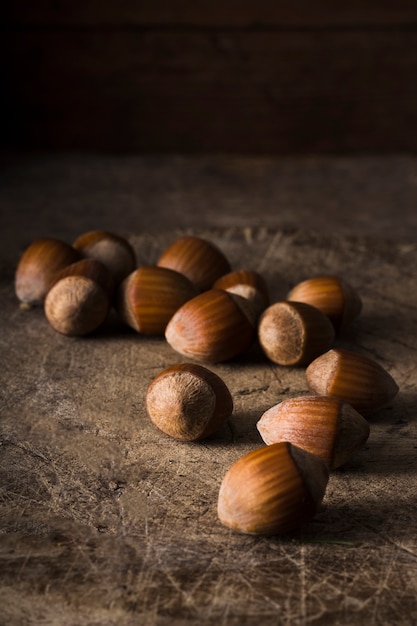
top-left (145, 363), bottom-right (233, 441)
top-left (44, 275), bottom-right (110, 336)
top-left (217, 442), bottom-right (329, 536)
top-left (306, 348), bottom-right (399, 415)
top-left (258, 301), bottom-right (335, 366)
top-left (287, 275), bottom-right (362, 331)
top-left (257, 395), bottom-right (370, 470)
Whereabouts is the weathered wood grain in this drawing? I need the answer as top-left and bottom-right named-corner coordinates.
top-left (1, 225), bottom-right (416, 625)
top-left (1, 153), bottom-right (417, 274)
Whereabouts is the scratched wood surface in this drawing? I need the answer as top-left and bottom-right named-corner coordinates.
top-left (1, 221), bottom-right (417, 625)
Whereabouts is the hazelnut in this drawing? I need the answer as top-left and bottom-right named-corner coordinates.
top-left (145, 363), bottom-right (233, 441)
top-left (287, 275), bottom-right (362, 331)
top-left (44, 259), bottom-right (114, 336)
top-left (116, 266), bottom-right (198, 335)
top-left (258, 301), bottom-right (335, 366)
top-left (257, 395), bottom-right (370, 470)
top-left (73, 229), bottom-right (136, 284)
top-left (217, 442), bottom-right (329, 535)
top-left (157, 235), bottom-right (231, 291)
top-left (306, 348), bottom-right (399, 415)
top-left (15, 237), bottom-right (81, 305)
top-left (213, 269), bottom-right (270, 319)
top-left (165, 289), bottom-right (256, 363)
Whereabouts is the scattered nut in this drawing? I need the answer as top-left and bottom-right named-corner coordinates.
top-left (73, 229), bottom-right (136, 284)
top-left (306, 348), bottom-right (399, 415)
top-left (116, 266), bottom-right (198, 335)
top-left (15, 237), bottom-right (81, 305)
top-left (165, 288), bottom-right (256, 363)
top-left (157, 235), bottom-right (231, 292)
top-left (257, 395), bottom-right (370, 470)
top-left (217, 442), bottom-right (329, 535)
top-left (44, 259), bottom-right (114, 336)
top-left (287, 275), bottom-right (362, 331)
top-left (146, 363), bottom-right (233, 441)
top-left (258, 300), bottom-right (335, 366)
top-left (213, 269), bottom-right (270, 319)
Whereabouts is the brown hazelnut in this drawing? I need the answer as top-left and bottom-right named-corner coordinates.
top-left (73, 229), bottom-right (136, 284)
top-left (217, 442), bottom-right (329, 535)
top-left (213, 269), bottom-right (270, 319)
top-left (145, 363), bottom-right (233, 441)
top-left (257, 395), bottom-right (370, 470)
top-left (258, 301), bottom-right (335, 366)
top-left (116, 266), bottom-right (198, 335)
top-left (15, 237), bottom-right (81, 306)
top-left (306, 348), bottom-right (399, 415)
top-left (157, 235), bottom-right (231, 291)
top-left (165, 289), bottom-right (256, 363)
top-left (44, 259), bottom-right (114, 336)
top-left (287, 275), bottom-right (362, 331)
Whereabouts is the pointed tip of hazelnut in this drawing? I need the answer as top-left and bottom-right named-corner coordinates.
top-left (257, 395), bottom-right (370, 470)
top-left (333, 402), bottom-right (370, 469)
top-left (306, 348), bottom-right (399, 415)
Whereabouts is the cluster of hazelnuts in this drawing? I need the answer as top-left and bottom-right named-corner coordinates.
top-left (15, 231), bottom-right (399, 537)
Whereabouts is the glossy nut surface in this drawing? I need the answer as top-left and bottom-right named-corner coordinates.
top-left (287, 275), bottom-right (362, 331)
top-left (257, 395), bottom-right (370, 469)
top-left (217, 442), bottom-right (329, 535)
top-left (165, 289), bottom-right (256, 363)
top-left (15, 237), bottom-right (81, 305)
top-left (157, 235), bottom-right (231, 291)
top-left (306, 348), bottom-right (399, 415)
top-left (116, 266), bottom-right (198, 335)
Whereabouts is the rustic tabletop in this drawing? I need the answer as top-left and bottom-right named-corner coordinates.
top-left (0, 152), bottom-right (416, 625)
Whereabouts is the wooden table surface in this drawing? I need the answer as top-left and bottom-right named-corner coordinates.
top-left (0, 152), bottom-right (416, 625)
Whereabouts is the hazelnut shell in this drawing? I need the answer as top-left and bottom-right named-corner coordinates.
top-left (165, 289), bottom-right (256, 363)
top-left (258, 300), bottom-right (335, 366)
top-left (145, 363), bottom-right (233, 441)
top-left (306, 348), bottom-right (399, 415)
top-left (217, 442), bottom-right (329, 535)
top-left (157, 235), bottom-right (231, 291)
top-left (257, 395), bottom-right (370, 470)
top-left (116, 266), bottom-right (198, 335)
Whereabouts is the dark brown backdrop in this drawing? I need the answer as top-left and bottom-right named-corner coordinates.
top-left (3, 1), bottom-right (417, 154)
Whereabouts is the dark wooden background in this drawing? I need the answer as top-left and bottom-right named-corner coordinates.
top-left (3, 1), bottom-right (417, 154)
